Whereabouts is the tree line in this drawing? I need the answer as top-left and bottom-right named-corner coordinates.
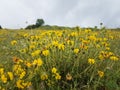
top-left (25, 18), bottom-right (73, 30)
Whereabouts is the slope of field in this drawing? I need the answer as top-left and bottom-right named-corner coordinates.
top-left (0, 29), bottom-right (120, 90)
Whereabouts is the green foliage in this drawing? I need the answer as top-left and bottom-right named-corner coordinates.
top-left (25, 24), bottom-right (37, 29)
top-left (36, 19), bottom-right (44, 27)
top-left (38, 25), bottom-right (73, 30)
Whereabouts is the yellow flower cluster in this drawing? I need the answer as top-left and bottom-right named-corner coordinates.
top-left (31, 50), bottom-right (41, 57)
top-left (67, 40), bottom-right (74, 46)
top-left (16, 79), bottom-right (31, 89)
top-left (0, 68), bottom-right (14, 87)
top-left (1, 74), bottom-right (7, 83)
top-left (52, 41), bottom-right (59, 47)
top-left (13, 64), bottom-right (26, 79)
top-left (42, 50), bottom-right (49, 56)
top-left (33, 58), bottom-right (43, 66)
top-left (51, 67), bottom-right (61, 80)
top-left (88, 58), bottom-right (95, 64)
top-left (0, 68), bottom-right (7, 83)
top-left (58, 44), bottom-right (65, 50)
top-left (69, 32), bottom-right (77, 37)
top-left (110, 56), bottom-right (119, 61)
top-left (99, 51), bottom-right (114, 60)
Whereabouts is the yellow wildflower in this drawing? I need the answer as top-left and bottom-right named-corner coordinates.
top-left (106, 47), bottom-right (110, 50)
top-left (99, 54), bottom-right (104, 60)
top-left (98, 71), bottom-right (104, 78)
top-left (52, 41), bottom-right (59, 47)
top-left (101, 42), bottom-right (109, 47)
top-left (0, 68), bottom-right (4, 74)
top-left (31, 50), bottom-right (40, 57)
top-left (7, 72), bottom-right (13, 80)
top-left (85, 29), bottom-right (91, 33)
top-left (58, 44), bottom-right (65, 50)
top-left (80, 44), bottom-right (88, 49)
top-left (29, 45), bottom-right (35, 50)
top-left (108, 52), bottom-right (114, 56)
top-left (42, 50), bottom-right (49, 56)
top-left (32, 59), bottom-right (37, 65)
top-left (52, 67), bottom-right (57, 74)
top-left (82, 40), bottom-right (89, 45)
top-left (16, 80), bottom-right (24, 89)
top-left (12, 57), bottom-right (23, 64)
top-left (40, 73), bottom-right (48, 80)
top-left (23, 33), bottom-right (29, 37)
top-left (11, 40), bottom-right (17, 45)
top-left (13, 64), bottom-right (21, 72)
top-left (74, 48), bottom-right (79, 54)
top-left (96, 44), bottom-right (100, 48)
top-left (66, 73), bottom-right (72, 81)
top-left (109, 36), bottom-right (113, 39)
top-left (19, 48), bottom-right (27, 53)
top-left (88, 35), bottom-right (97, 41)
top-left (22, 82), bottom-right (32, 87)
top-left (37, 58), bottom-right (43, 66)
top-left (30, 36), bottom-right (35, 40)
top-left (55, 73), bottom-right (61, 80)
top-left (110, 56), bottom-right (119, 61)
top-left (31, 41), bottom-right (37, 45)
top-left (67, 40), bottom-right (70, 45)
top-left (20, 71), bottom-right (26, 79)
top-left (67, 40), bottom-right (74, 46)
top-left (88, 58), bottom-right (95, 64)
top-left (25, 62), bottom-right (32, 68)
top-left (70, 32), bottom-right (77, 37)
top-left (33, 58), bottom-right (43, 66)
top-left (12, 57), bottom-right (19, 63)
top-left (103, 38), bottom-right (107, 41)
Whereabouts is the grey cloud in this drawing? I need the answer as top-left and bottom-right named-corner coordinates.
top-left (63, 0), bottom-right (120, 27)
top-left (0, 0), bottom-right (120, 29)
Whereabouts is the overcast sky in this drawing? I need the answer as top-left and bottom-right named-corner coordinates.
top-left (0, 0), bottom-right (120, 29)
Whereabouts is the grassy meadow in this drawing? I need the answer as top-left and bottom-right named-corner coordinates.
top-left (0, 28), bottom-right (120, 90)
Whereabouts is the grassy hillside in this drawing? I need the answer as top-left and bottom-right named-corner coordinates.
top-left (0, 28), bottom-right (120, 90)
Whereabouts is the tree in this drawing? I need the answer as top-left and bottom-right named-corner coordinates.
top-left (0, 25), bottom-right (2, 29)
top-left (100, 22), bottom-right (103, 29)
top-left (36, 19), bottom-right (45, 27)
top-left (25, 19), bottom-right (45, 29)
top-left (100, 22), bottom-right (103, 26)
